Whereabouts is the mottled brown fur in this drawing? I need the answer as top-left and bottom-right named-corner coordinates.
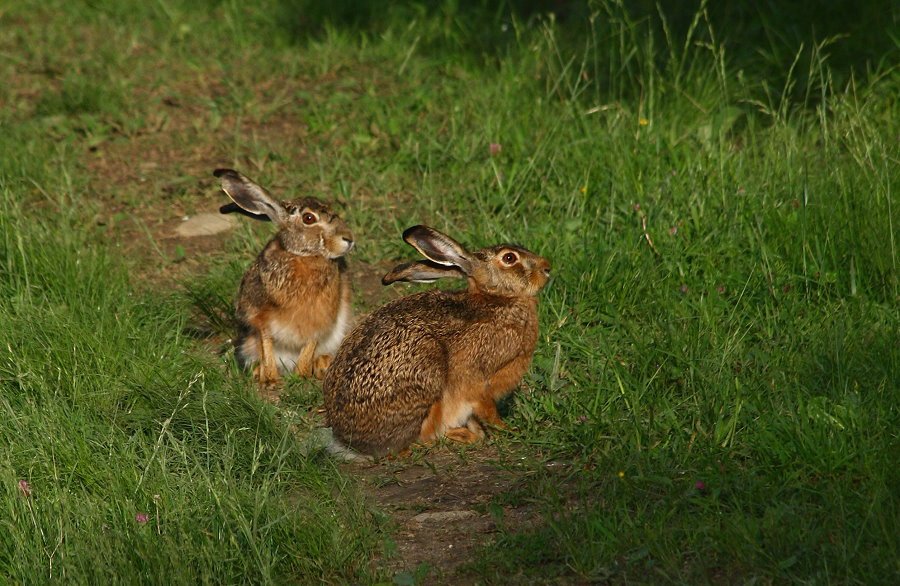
top-left (324, 226), bottom-right (550, 456)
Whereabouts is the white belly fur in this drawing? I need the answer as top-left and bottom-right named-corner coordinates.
top-left (316, 300), bottom-right (353, 357)
top-left (239, 309), bottom-right (352, 374)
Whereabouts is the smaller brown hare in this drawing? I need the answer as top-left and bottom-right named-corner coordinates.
top-left (323, 225), bottom-right (551, 457)
top-left (215, 168), bottom-right (354, 385)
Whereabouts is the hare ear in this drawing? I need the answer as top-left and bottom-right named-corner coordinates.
top-left (219, 201), bottom-right (273, 222)
top-left (382, 260), bottom-right (466, 285)
top-left (214, 169), bottom-right (285, 224)
top-left (402, 225), bottom-right (474, 274)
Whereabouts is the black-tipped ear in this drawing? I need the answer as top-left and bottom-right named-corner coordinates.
top-left (214, 168), bottom-right (285, 223)
top-left (219, 201), bottom-right (273, 221)
top-left (402, 225), bottom-right (473, 274)
top-left (382, 260), bottom-right (466, 285)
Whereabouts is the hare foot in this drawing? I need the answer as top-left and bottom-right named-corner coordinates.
top-left (444, 426), bottom-right (481, 444)
top-left (313, 354), bottom-right (332, 379)
top-left (253, 363), bottom-right (281, 386)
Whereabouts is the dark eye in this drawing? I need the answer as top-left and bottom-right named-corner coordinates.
top-left (301, 212), bottom-right (317, 225)
top-left (501, 252), bottom-right (518, 265)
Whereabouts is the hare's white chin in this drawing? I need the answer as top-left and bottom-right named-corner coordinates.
top-left (325, 237), bottom-right (354, 259)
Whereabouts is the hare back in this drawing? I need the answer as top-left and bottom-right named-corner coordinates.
top-left (329, 288), bottom-right (540, 392)
top-left (389, 288), bottom-right (540, 373)
top-left (373, 287), bottom-right (539, 339)
top-left (323, 288), bottom-right (539, 455)
top-left (325, 324), bottom-right (448, 455)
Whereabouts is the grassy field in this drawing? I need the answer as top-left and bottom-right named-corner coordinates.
top-left (2, 0), bottom-right (898, 583)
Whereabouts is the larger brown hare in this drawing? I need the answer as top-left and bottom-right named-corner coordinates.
top-left (324, 225), bottom-right (551, 457)
top-left (215, 168), bottom-right (354, 385)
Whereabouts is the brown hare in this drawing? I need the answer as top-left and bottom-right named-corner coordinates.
top-left (215, 168), bottom-right (354, 385)
top-left (323, 225), bottom-right (551, 456)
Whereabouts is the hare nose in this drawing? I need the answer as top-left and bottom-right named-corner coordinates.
top-left (342, 237), bottom-right (355, 251)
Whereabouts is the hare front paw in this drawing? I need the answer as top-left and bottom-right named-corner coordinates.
top-left (313, 354), bottom-right (332, 379)
top-left (253, 363), bottom-right (282, 386)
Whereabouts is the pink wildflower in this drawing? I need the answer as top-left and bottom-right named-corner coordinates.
top-left (489, 142), bottom-right (502, 156)
top-left (136, 513), bottom-right (149, 524)
top-left (18, 480), bottom-right (31, 498)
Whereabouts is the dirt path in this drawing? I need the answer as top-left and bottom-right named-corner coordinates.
top-left (344, 446), bottom-right (546, 584)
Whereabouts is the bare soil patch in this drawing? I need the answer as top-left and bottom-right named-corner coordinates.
top-left (343, 445), bottom-right (550, 584)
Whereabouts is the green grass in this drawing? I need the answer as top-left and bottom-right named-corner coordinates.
top-left (2, 0), bottom-right (899, 583)
top-left (0, 148), bottom-right (382, 581)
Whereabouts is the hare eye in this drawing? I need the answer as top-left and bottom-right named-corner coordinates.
top-left (501, 252), bottom-right (518, 265)
top-left (301, 212), bottom-right (317, 225)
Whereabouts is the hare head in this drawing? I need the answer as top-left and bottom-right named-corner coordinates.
top-left (382, 225), bottom-right (551, 297)
top-left (215, 168), bottom-right (354, 259)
